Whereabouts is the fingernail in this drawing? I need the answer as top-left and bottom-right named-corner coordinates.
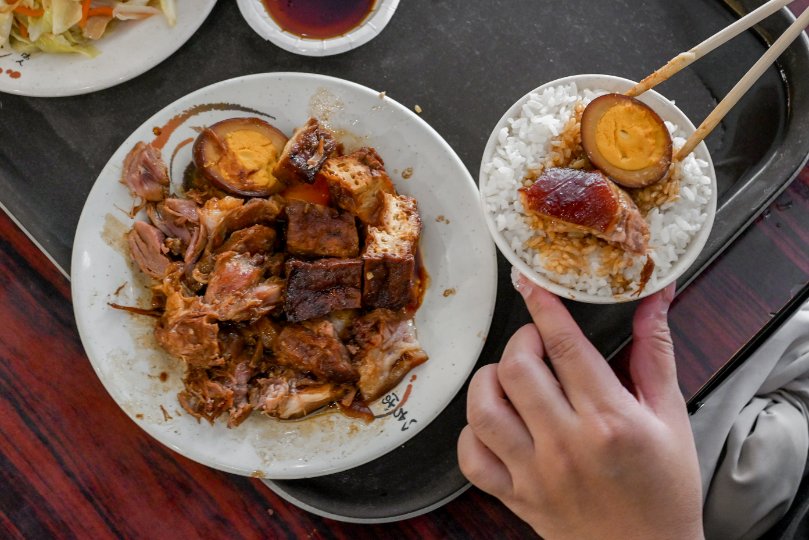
top-left (645, 282), bottom-right (675, 319)
top-left (511, 266), bottom-right (529, 296)
top-left (662, 282), bottom-right (676, 304)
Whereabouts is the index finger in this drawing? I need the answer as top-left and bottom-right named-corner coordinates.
top-left (512, 268), bottom-right (633, 413)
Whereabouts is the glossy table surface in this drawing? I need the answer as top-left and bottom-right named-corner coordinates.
top-left (2, 1), bottom-right (809, 538)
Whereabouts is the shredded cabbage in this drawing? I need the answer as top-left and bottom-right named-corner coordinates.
top-left (0, 12), bottom-right (13, 48)
top-left (5, 0), bottom-right (177, 56)
top-left (51, 0), bottom-right (82, 35)
top-left (31, 31), bottom-right (98, 56)
top-left (26, 7), bottom-right (52, 42)
top-left (159, 0), bottom-right (175, 26)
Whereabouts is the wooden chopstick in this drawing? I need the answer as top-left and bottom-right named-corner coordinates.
top-left (676, 6), bottom-right (809, 161)
top-left (626, 0), bottom-right (794, 97)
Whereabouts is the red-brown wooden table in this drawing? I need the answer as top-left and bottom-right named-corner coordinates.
top-left (2, 4), bottom-right (808, 538)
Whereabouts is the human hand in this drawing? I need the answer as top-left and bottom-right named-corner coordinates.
top-left (457, 271), bottom-right (703, 540)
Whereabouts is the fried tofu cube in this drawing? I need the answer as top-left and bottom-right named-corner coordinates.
top-left (363, 256), bottom-right (415, 311)
top-left (362, 193), bottom-right (422, 310)
top-left (317, 147), bottom-right (395, 225)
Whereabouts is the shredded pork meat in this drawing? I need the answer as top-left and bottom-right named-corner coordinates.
top-left (121, 142), bottom-right (169, 203)
top-left (128, 221), bottom-right (170, 279)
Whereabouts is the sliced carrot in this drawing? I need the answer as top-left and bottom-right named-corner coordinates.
top-left (13, 6), bottom-right (44, 17)
top-left (79, 0), bottom-right (92, 29)
top-left (281, 175), bottom-right (332, 206)
top-left (87, 6), bottom-right (114, 18)
top-left (17, 20), bottom-right (28, 39)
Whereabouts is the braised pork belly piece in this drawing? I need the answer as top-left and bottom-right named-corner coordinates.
top-left (316, 147), bottom-right (395, 225)
top-left (519, 167), bottom-right (649, 255)
top-left (348, 309), bottom-right (428, 401)
top-left (285, 200), bottom-right (359, 258)
top-left (362, 193), bottom-right (422, 310)
top-left (197, 196), bottom-right (245, 237)
top-left (215, 224), bottom-right (277, 255)
top-left (284, 258), bottom-right (363, 322)
top-left (204, 252), bottom-right (284, 322)
top-left (191, 196), bottom-right (286, 285)
top-left (251, 373), bottom-right (349, 420)
top-left (206, 197), bottom-right (285, 251)
top-left (274, 319), bottom-right (357, 382)
top-left (204, 252), bottom-right (266, 301)
top-left (272, 118), bottom-right (336, 184)
top-left (122, 117), bottom-right (428, 426)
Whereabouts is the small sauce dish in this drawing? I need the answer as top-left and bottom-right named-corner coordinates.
top-left (237, 0), bottom-right (399, 56)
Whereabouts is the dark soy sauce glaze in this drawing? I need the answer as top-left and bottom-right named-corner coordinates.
top-left (262, 0), bottom-right (375, 39)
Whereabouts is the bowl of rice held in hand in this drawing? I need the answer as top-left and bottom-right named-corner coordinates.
top-left (480, 74), bottom-right (717, 303)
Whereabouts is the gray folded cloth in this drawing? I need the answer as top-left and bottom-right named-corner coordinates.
top-left (690, 302), bottom-right (809, 540)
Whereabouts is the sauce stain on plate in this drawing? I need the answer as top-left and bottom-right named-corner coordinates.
top-left (262, 0), bottom-right (375, 39)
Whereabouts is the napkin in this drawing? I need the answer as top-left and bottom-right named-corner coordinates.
top-left (690, 300), bottom-right (809, 540)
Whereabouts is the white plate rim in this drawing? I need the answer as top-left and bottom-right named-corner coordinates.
top-left (70, 71), bottom-right (498, 478)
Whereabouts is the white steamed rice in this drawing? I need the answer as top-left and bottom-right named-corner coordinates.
top-left (481, 82), bottom-right (713, 298)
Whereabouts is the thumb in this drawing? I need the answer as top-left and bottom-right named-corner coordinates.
top-left (629, 283), bottom-right (681, 412)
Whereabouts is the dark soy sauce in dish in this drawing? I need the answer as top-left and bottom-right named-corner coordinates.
top-left (262, 0), bottom-right (376, 39)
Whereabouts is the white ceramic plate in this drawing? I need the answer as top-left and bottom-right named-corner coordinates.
top-left (71, 72), bottom-right (497, 479)
top-left (479, 74), bottom-right (718, 304)
top-left (236, 0), bottom-right (398, 56)
top-left (0, 0), bottom-right (216, 97)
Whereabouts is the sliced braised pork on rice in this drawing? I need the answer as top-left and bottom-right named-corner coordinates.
top-left (519, 167), bottom-right (649, 255)
top-left (119, 118), bottom-right (428, 427)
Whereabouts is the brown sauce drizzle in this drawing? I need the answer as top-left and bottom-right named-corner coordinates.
top-left (373, 374), bottom-right (417, 419)
top-left (182, 162), bottom-right (199, 192)
top-left (634, 256), bottom-right (656, 297)
top-left (108, 303), bottom-right (161, 318)
top-left (169, 137), bottom-right (195, 183)
top-left (262, 0), bottom-right (375, 39)
top-left (151, 103), bottom-right (276, 150)
top-left (407, 249), bottom-right (430, 313)
top-left (338, 400), bottom-right (375, 422)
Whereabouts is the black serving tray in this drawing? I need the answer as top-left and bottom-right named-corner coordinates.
top-left (1, 0), bottom-right (807, 523)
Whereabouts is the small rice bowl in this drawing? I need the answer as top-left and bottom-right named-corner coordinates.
top-left (479, 75), bottom-right (716, 302)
